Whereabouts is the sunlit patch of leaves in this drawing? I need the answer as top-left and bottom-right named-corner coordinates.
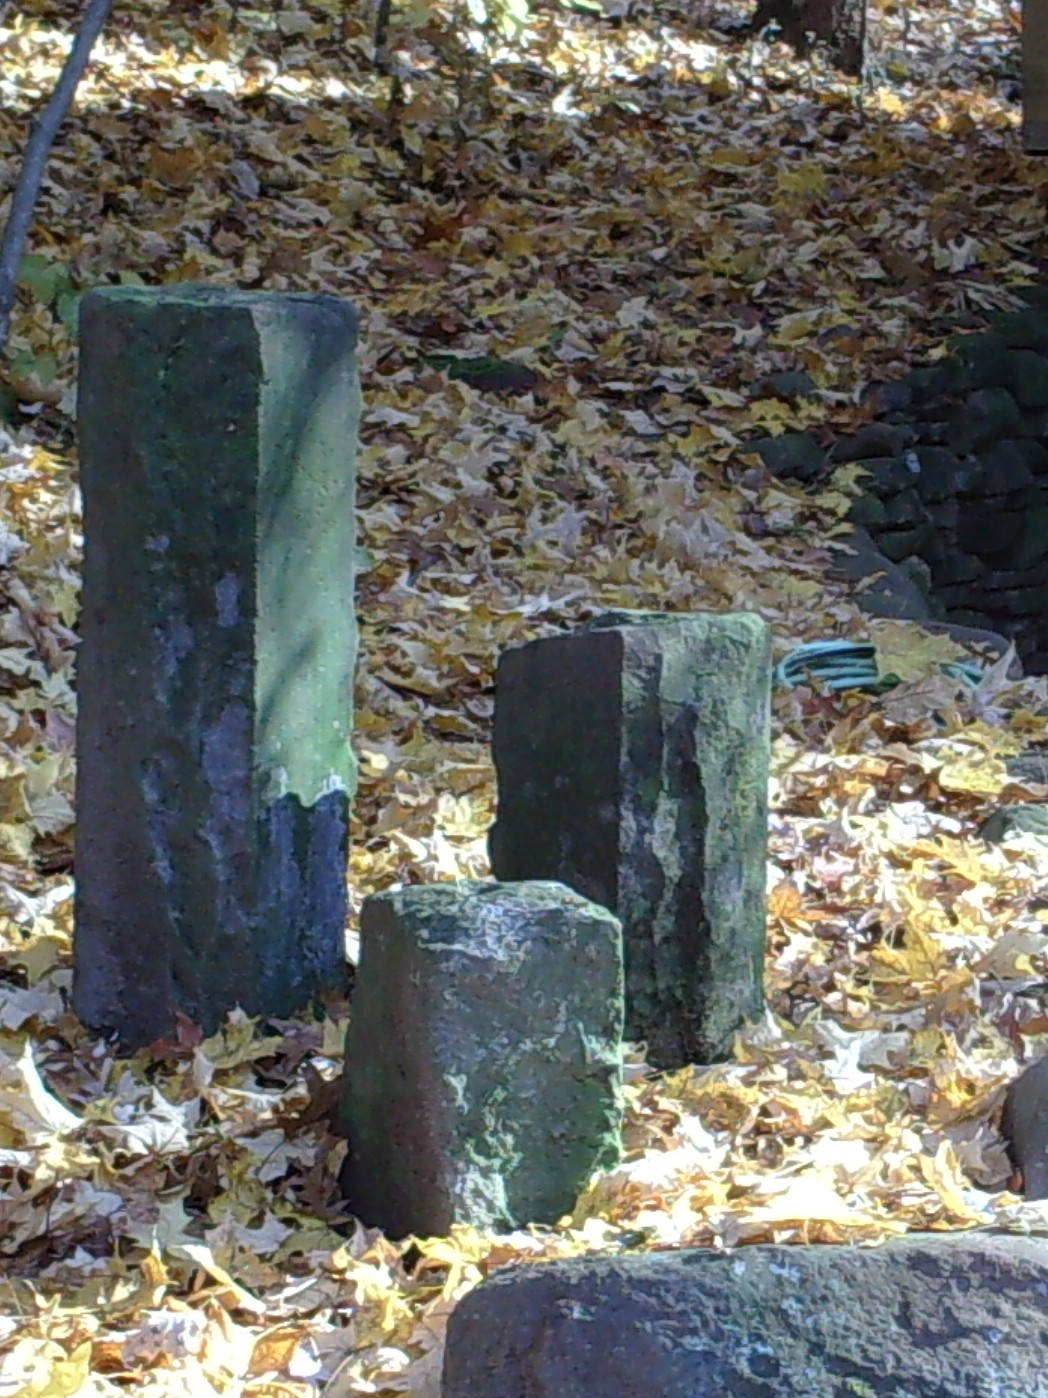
top-left (1, 0), bottom-right (1047, 1391)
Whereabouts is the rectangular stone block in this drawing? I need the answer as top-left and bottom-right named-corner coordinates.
top-left (489, 610), bottom-right (770, 1069)
top-left (337, 881), bottom-right (623, 1239)
top-left (73, 286), bottom-right (359, 1048)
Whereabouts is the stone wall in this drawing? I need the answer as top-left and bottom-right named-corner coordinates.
top-left (752, 287), bottom-right (1048, 673)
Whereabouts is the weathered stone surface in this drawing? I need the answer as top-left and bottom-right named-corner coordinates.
top-left (981, 583), bottom-right (1048, 616)
top-left (958, 508), bottom-right (1026, 558)
top-left (1013, 437), bottom-right (1048, 474)
top-left (881, 486), bottom-right (927, 530)
top-left (74, 286), bottom-right (359, 1047)
top-left (845, 492), bottom-right (886, 529)
top-left (864, 379), bottom-right (914, 413)
top-left (1007, 748), bottom-right (1048, 785)
top-left (932, 550), bottom-right (982, 585)
top-left (910, 446), bottom-right (968, 503)
top-left (984, 558), bottom-right (1048, 591)
top-left (751, 430), bottom-right (826, 482)
top-left (978, 439), bottom-right (1036, 494)
top-left (442, 1234), bottom-right (1048, 1398)
top-left (950, 329), bottom-right (1013, 390)
top-left (1010, 348), bottom-right (1048, 409)
top-left (830, 527), bottom-right (936, 621)
top-left (913, 417), bottom-right (951, 445)
top-left (855, 455), bottom-right (919, 497)
top-left (950, 387), bottom-right (1023, 453)
top-left (337, 881), bottom-right (623, 1238)
top-left (990, 306), bottom-right (1048, 353)
top-left (751, 370), bottom-right (817, 401)
top-left (829, 421), bottom-right (911, 463)
top-left (877, 523), bottom-right (934, 563)
top-left (944, 606), bottom-right (1001, 629)
top-left (1008, 504), bottom-right (1048, 569)
top-left (1002, 1056), bottom-right (1048, 1197)
top-left (903, 363), bottom-right (954, 402)
top-left (1017, 406), bottom-right (1048, 439)
top-left (923, 496), bottom-right (959, 533)
top-left (489, 612), bottom-right (770, 1069)
top-left (980, 804), bottom-right (1048, 843)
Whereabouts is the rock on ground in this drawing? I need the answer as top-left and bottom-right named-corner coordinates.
top-left (443, 1233), bottom-right (1048, 1397)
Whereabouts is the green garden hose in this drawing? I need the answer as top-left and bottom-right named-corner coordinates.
top-left (775, 639), bottom-right (985, 694)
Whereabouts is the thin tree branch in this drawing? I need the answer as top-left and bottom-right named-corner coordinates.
top-left (373, 0), bottom-right (392, 71)
top-left (0, 0), bottom-right (113, 358)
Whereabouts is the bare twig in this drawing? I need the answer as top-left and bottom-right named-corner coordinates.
top-left (0, 0), bottom-right (113, 358)
top-left (373, 0), bottom-right (392, 68)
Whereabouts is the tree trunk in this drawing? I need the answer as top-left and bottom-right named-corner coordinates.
top-left (0, 0), bottom-right (112, 358)
top-left (750, 0), bottom-right (867, 76)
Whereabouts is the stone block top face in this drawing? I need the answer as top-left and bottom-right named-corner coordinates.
top-left (363, 879), bottom-right (623, 951)
top-left (81, 283), bottom-right (360, 331)
top-left (584, 607), bottom-right (768, 637)
top-left (584, 608), bottom-right (683, 628)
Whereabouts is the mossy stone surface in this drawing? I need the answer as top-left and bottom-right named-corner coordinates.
top-left (338, 881), bottom-right (624, 1237)
top-left (74, 286), bottom-right (359, 1047)
top-left (489, 612), bottom-right (770, 1069)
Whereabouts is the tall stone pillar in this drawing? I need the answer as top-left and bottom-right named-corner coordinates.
top-left (74, 286), bottom-right (359, 1047)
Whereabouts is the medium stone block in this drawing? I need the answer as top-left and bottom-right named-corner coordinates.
top-left (74, 286), bottom-right (359, 1047)
top-left (337, 881), bottom-right (623, 1239)
top-left (1002, 1056), bottom-right (1048, 1197)
top-left (489, 611), bottom-right (770, 1069)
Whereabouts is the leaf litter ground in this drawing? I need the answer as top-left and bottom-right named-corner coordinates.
top-left (2, 0), bottom-right (1048, 1391)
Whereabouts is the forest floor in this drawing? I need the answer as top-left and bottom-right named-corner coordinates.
top-left (2, 0), bottom-right (1048, 1392)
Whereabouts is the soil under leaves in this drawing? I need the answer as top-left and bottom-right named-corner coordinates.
top-left (2, 0), bottom-right (1048, 1392)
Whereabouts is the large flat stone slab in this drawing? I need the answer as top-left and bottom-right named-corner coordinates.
top-left (443, 1233), bottom-right (1048, 1397)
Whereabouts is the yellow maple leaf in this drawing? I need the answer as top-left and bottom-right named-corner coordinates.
top-left (868, 619), bottom-right (967, 683)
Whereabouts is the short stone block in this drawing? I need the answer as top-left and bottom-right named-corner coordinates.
top-left (1003, 1055), bottom-right (1048, 1198)
top-left (337, 880), bottom-right (623, 1239)
top-left (74, 286), bottom-right (359, 1047)
top-left (442, 1234), bottom-right (1048, 1397)
top-left (489, 610), bottom-right (770, 1069)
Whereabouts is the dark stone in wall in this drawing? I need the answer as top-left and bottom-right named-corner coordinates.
top-left (1014, 438), bottom-right (1048, 474)
top-left (957, 508), bottom-right (1026, 558)
top-left (829, 421), bottom-right (912, 463)
top-left (979, 439), bottom-right (1035, 494)
top-left (878, 524), bottom-right (934, 563)
top-left (858, 456), bottom-right (919, 496)
top-left (985, 558), bottom-right (1048, 590)
top-left (991, 306), bottom-right (1048, 351)
top-left (924, 496), bottom-right (959, 532)
top-left (882, 487), bottom-right (926, 529)
top-left (864, 379), bottom-right (913, 413)
top-left (751, 370), bottom-right (817, 401)
top-left (1010, 348), bottom-right (1048, 408)
top-left (951, 329), bottom-right (1012, 389)
top-left (950, 387), bottom-right (1023, 453)
top-left (910, 446), bottom-right (967, 502)
top-left (752, 430), bottom-right (826, 482)
top-left (933, 550), bottom-right (982, 585)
